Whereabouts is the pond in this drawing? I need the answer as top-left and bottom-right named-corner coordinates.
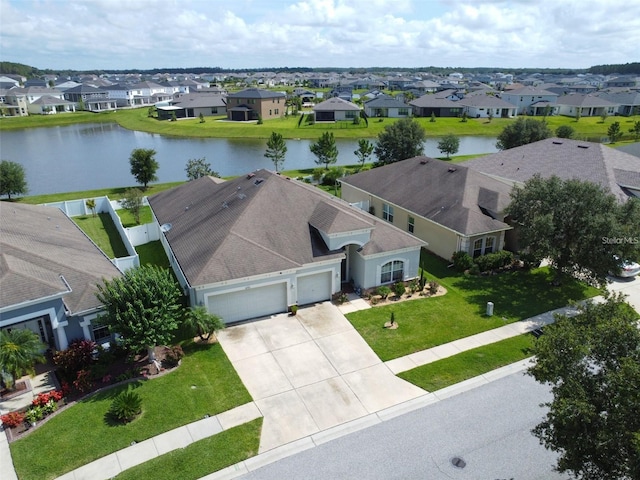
top-left (0, 123), bottom-right (499, 195)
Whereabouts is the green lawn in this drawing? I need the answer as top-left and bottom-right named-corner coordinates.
top-left (136, 240), bottom-right (170, 268)
top-left (117, 205), bottom-right (153, 227)
top-left (73, 213), bottom-right (129, 258)
top-left (3, 106), bottom-right (637, 141)
top-left (398, 334), bottom-right (536, 391)
top-left (114, 418), bottom-right (262, 480)
top-left (10, 342), bottom-right (252, 480)
top-left (345, 253), bottom-right (600, 361)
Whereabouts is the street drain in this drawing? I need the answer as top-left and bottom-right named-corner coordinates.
top-left (451, 457), bottom-right (466, 469)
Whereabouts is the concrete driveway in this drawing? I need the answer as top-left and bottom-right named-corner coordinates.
top-left (608, 274), bottom-right (640, 313)
top-left (216, 302), bottom-right (425, 453)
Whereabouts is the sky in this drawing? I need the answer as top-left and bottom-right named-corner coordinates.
top-left (1, 0), bottom-right (639, 71)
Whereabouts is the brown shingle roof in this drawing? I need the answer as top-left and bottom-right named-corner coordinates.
top-left (462, 138), bottom-right (640, 203)
top-left (149, 171), bottom-right (422, 287)
top-left (340, 157), bottom-right (512, 236)
top-left (0, 203), bottom-right (122, 314)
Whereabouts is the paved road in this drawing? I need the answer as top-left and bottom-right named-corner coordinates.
top-left (237, 371), bottom-right (570, 480)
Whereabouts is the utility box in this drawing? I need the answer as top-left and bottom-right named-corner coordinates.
top-left (486, 302), bottom-right (494, 316)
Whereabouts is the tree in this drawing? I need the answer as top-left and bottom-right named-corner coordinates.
top-left (184, 306), bottom-right (225, 341)
top-left (0, 329), bottom-right (45, 390)
top-left (528, 294), bottom-right (640, 480)
top-left (496, 118), bottom-right (551, 150)
top-left (555, 125), bottom-right (575, 139)
top-left (437, 134), bottom-right (460, 158)
top-left (120, 188), bottom-right (143, 225)
top-left (374, 118), bottom-right (426, 166)
top-left (600, 111), bottom-right (608, 123)
top-left (129, 148), bottom-right (159, 189)
top-left (198, 112), bottom-right (205, 123)
top-left (95, 265), bottom-right (183, 362)
top-left (354, 139), bottom-right (374, 170)
top-left (0, 160), bottom-right (28, 200)
top-left (505, 174), bottom-right (640, 285)
top-left (185, 157), bottom-right (218, 181)
top-left (264, 131), bottom-right (288, 172)
top-left (85, 198), bottom-right (97, 217)
top-left (608, 121), bottom-right (623, 143)
top-left (310, 131), bottom-right (338, 170)
top-left (629, 120), bottom-right (640, 141)
top-left (575, 108), bottom-right (581, 122)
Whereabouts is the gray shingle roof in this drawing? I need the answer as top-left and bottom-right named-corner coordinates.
top-left (556, 94), bottom-right (617, 107)
top-left (462, 138), bottom-right (640, 203)
top-left (148, 171), bottom-right (423, 287)
top-left (171, 94), bottom-right (226, 108)
top-left (227, 88), bottom-right (285, 99)
top-left (364, 95), bottom-right (409, 108)
top-left (341, 157), bottom-right (512, 236)
top-left (313, 97), bottom-right (360, 111)
top-left (458, 95), bottom-right (516, 108)
top-left (0, 203), bottom-right (122, 314)
top-left (409, 95), bottom-right (459, 108)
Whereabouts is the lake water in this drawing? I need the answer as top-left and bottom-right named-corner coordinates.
top-left (0, 123), bottom-right (499, 195)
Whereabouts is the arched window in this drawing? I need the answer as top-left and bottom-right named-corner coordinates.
top-left (381, 260), bottom-right (404, 284)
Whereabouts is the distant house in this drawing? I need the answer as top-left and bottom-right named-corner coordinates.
top-left (313, 97), bottom-right (361, 122)
top-left (363, 94), bottom-right (411, 118)
top-left (500, 86), bottom-right (558, 115)
top-left (458, 95), bottom-right (517, 118)
top-left (226, 88), bottom-right (286, 121)
top-left (156, 94), bottom-right (227, 120)
top-left (63, 85), bottom-right (117, 112)
top-left (556, 94), bottom-right (618, 118)
top-left (148, 171), bottom-right (424, 323)
top-left (409, 94), bottom-right (462, 117)
top-left (0, 203), bottom-right (122, 351)
top-left (341, 157), bottom-right (513, 261)
top-left (28, 95), bottom-right (77, 115)
top-left (595, 91), bottom-right (640, 116)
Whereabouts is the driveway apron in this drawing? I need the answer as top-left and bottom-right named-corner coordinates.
top-left (216, 302), bottom-right (426, 453)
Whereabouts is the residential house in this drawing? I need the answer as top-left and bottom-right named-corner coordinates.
top-left (63, 85), bottom-right (117, 112)
top-left (28, 95), bottom-right (76, 115)
top-left (148, 171), bottom-right (424, 323)
top-left (556, 94), bottom-right (618, 118)
top-left (313, 97), bottom-right (361, 122)
top-left (340, 157), bottom-right (513, 261)
top-left (156, 94), bottom-right (227, 120)
top-left (604, 76), bottom-right (640, 89)
top-left (462, 137), bottom-right (640, 203)
top-left (458, 95), bottom-right (517, 118)
top-left (409, 94), bottom-right (462, 117)
top-left (500, 86), bottom-right (559, 115)
top-left (129, 81), bottom-right (170, 106)
top-left (0, 203), bottom-right (122, 351)
top-left (226, 88), bottom-right (286, 121)
top-left (363, 94), bottom-right (411, 118)
top-left (595, 91), bottom-right (640, 116)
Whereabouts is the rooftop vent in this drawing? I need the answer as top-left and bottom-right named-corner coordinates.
top-left (420, 159), bottom-right (429, 165)
top-left (577, 145), bottom-right (589, 149)
top-left (254, 178), bottom-right (264, 185)
top-left (448, 167), bottom-right (457, 172)
top-left (246, 173), bottom-right (255, 179)
top-left (552, 141), bottom-right (563, 145)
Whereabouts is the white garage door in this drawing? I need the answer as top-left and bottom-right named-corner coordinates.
top-left (207, 282), bottom-right (287, 323)
top-left (297, 272), bottom-right (332, 306)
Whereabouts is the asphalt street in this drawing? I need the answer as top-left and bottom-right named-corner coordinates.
top-left (238, 371), bottom-right (570, 480)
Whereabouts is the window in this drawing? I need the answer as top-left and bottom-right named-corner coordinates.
top-left (383, 203), bottom-right (394, 223)
top-left (269, 110), bottom-right (272, 115)
top-left (473, 238), bottom-right (483, 258)
top-left (399, 108), bottom-right (408, 116)
top-left (381, 260), bottom-right (404, 284)
top-left (408, 216), bottom-right (415, 233)
top-left (275, 109), bottom-right (279, 114)
top-left (92, 323), bottom-right (110, 344)
top-left (485, 236), bottom-right (494, 254)
top-left (345, 111), bottom-right (356, 118)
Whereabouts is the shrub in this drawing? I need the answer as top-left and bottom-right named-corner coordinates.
top-left (163, 345), bottom-right (184, 368)
top-left (53, 338), bottom-right (97, 381)
top-left (72, 369), bottom-right (93, 393)
top-left (25, 406), bottom-right (44, 424)
top-left (376, 286), bottom-right (391, 300)
top-left (474, 250), bottom-right (514, 272)
top-left (393, 282), bottom-right (406, 299)
top-left (468, 264), bottom-right (480, 275)
top-left (312, 168), bottom-right (324, 183)
top-left (32, 390), bottom-right (64, 407)
top-left (452, 251), bottom-right (474, 271)
top-left (109, 390), bottom-right (142, 423)
top-left (1, 411), bottom-right (25, 428)
top-left (409, 278), bottom-right (420, 294)
top-left (519, 251), bottom-right (542, 269)
top-left (427, 280), bottom-right (440, 295)
top-left (42, 399), bottom-right (58, 415)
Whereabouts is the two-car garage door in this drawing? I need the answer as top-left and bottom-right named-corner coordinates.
top-left (208, 282), bottom-right (287, 324)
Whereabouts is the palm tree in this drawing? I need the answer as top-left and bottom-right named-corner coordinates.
top-left (0, 329), bottom-right (46, 390)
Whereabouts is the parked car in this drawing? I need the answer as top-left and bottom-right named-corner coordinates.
top-left (612, 256), bottom-right (640, 278)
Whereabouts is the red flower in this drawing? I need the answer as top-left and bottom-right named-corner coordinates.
top-left (1, 411), bottom-right (25, 429)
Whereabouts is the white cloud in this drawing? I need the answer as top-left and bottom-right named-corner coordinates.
top-left (0, 0), bottom-right (638, 70)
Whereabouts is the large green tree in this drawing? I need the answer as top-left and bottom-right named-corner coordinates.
top-left (129, 148), bottom-right (159, 189)
top-left (264, 131), bottom-right (288, 172)
top-left (120, 188), bottom-right (143, 225)
top-left (496, 118), bottom-right (551, 150)
top-left (0, 329), bottom-right (45, 390)
top-left (629, 120), bottom-right (640, 141)
top-left (354, 139), bottom-right (374, 170)
top-left (555, 125), bottom-right (575, 139)
top-left (374, 118), bottom-right (426, 166)
top-left (529, 294), bottom-right (640, 480)
top-left (0, 160), bottom-right (28, 200)
top-left (310, 131), bottom-right (338, 170)
top-left (437, 133), bottom-right (460, 158)
top-left (185, 157), bottom-right (218, 181)
top-left (96, 265), bottom-right (183, 362)
top-left (505, 174), bottom-right (640, 285)
top-left (607, 121), bottom-right (623, 143)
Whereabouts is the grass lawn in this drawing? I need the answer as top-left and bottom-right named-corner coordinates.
top-left (398, 334), bottom-right (536, 391)
top-left (73, 213), bottom-right (129, 258)
top-left (345, 253), bottom-right (600, 361)
top-left (10, 341), bottom-right (252, 480)
top-left (116, 205), bottom-right (153, 227)
top-left (114, 418), bottom-right (262, 480)
top-left (136, 240), bottom-right (170, 268)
